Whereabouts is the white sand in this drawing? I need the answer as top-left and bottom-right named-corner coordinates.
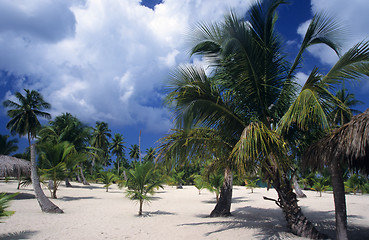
top-left (1, 180), bottom-right (369, 240)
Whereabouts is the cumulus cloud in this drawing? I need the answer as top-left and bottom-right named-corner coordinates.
top-left (0, 0), bottom-right (251, 134)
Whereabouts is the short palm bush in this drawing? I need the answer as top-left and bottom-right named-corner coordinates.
top-left (125, 162), bottom-right (163, 216)
top-left (96, 171), bottom-right (117, 192)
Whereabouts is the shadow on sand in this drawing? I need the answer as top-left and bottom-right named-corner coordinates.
top-left (58, 196), bottom-right (98, 201)
top-left (5, 192), bottom-right (35, 200)
top-left (180, 205), bottom-right (369, 239)
top-left (0, 230), bottom-right (38, 240)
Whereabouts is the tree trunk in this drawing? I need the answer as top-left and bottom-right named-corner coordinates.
top-left (293, 175), bottom-right (307, 198)
top-left (330, 159), bottom-right (348, 240)
top-left (65, 177), bottom-right (73, 187)
top-left (76, 172), bottom-right (82, 183)
top-left (210, 167), bottom-right (232, 217)
top-left (272, 174), bottom-right (326, 239)
top-left (139, 199), bottom-right (143, 216)
top-left (79, 165), bottom-right (90, 185)
top-left (30, 144), bottom-right (63, 213)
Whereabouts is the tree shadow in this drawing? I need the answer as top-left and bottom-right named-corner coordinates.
top-left (67, 185), bottom-right (101, 190)
top-left (5, 192), bottom-right (35, 200)
top-left (58, 196), bottom-right (98, 201)
top-left (0, 230), bottom-right (38, 239)
top-left (182, 205), bottom-right (369, 239)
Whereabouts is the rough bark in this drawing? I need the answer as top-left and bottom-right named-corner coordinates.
top-left (293, 175), bottom-right (307, 198)
top-left (30, 144), bottom-right (63, 213)
top-left (330, 159), bottom-right (348, 240)
top-left (65, 177), bottom-right (73, 187)
top-left (210, 167), bottom-right (232, 217)
top-left (271, 175), bottom-right (326, 239)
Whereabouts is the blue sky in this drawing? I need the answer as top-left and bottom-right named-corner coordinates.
top-left (1, 0), bottom-right (368, 157)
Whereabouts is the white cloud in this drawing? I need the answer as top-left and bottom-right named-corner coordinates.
top-left (0, 0), bottom-right (251, 134)
top-left (297, 0), bottom-right (369, 66)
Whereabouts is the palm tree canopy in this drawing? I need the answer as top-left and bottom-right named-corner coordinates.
top-left (3, 89), bottom-right (51, 141)
top-left (303, 108), bottom-right (369, 174)
top-left (129, 144), bottom-right (140, 161)
top-left (110, 133), bottom-right (126, 159)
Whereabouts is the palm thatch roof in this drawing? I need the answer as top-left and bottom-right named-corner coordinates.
top-left (0, 155), bottom-right (31, 178)
top-left (303, 108), bottom-right (369, 174)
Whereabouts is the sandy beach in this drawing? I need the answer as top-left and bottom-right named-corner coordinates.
top-left (1, 180), bottom-right (369, 240)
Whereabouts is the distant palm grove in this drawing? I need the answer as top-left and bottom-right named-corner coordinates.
top-left (1, 1), bottom-right (369, 240)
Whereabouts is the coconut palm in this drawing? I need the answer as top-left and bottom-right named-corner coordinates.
top-left (312, 177), bottom-right (330, 197)
top-left (0, 134), bottom-right (18, 155)
top-left (38, 113), bottom-right (92, 186)
top-left (125, 162), bottom-right (163, 216)
top-left (91, 121), bottom-right (111, 170)
top-left (330, 88), bottom-right (364, 126)
top-left (144, 147), bottom-right (156, 163)
top-left (159, 0), bottom-right (369, 238)
top-left (129, 144), bottom-right (140, 163)
top-left (38, 141), bottom-right (74, 199)
top-left (109, 133), bottom-right (126, 176)
top-left (96, 171), bottom-right (117, 192)
top-left (3, 89), bottom-right (63, 213)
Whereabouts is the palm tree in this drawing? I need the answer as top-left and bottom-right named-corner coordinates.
top-left (109, 133), bottom-right (126, 176)
top-left (144, 147), bottom-right (156, 163)
top-left (125, 162), bottom-right (163, 216)
top-left (129, 144), bottom-right (140, 163)
top-left (330, 88), bottom-right (363, 126)
top-left (3, 89), bottom-right (63, 213)
top-left (159, 0), bottom-right (369, 238)
top-left (91, 121), bottom-right (111, 171)
top-left (0, 134), bottom-right (18, 155)
top-left (38, 141), bottom-right (74, 199)
top-left (38, 113), bottom-right (92, 186)
top-left (96, 171), bottom-right (117, 192)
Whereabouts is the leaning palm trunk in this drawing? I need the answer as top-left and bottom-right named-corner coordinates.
top-left (270, 174), bottom-right (326, 239)
top-left (293, 175), bottom-right (306, 198)
top-left (210, 167), bottom-right (232, 217)
top-left (30, 144), bottom-right (63, 213)
top-left (78, 164), bottom-right (89, 185)
top-left (65, 177), bottom-right (72, 187)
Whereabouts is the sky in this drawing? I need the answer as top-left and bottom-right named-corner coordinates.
top-left (1, 0), bottom-right (369, 158)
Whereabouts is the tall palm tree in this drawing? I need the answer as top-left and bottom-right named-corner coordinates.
top-left (109, 133), bottom-right (126, 176)
top-left (144, 147), bottom-right (156, 163)
top-left (330, 88), bottom-right (363, 126)
top-left (3, 89), bottom-right (63, 213)
top-left (38, 113), bottom-right (92, 186)
top-left (0, 134), bottom-right (18, 155)
top-left (129, 144), bottom-right (140, 163)
top-left (159, 0), bottom-right (369, 238)
top-left (91, 121), bottom-right (111, 171)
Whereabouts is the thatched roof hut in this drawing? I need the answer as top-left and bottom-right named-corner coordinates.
top-left (303, 108), bottom-right (369, 174)
top-left (0, 155), bottom-right (31, 178)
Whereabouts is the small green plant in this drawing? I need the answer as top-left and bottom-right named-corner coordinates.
top-left (245, 177), bottom-right (259, 193)
top-left (193, 174), bottom-right (206, 194)
top-left (344, 174), bottom-right (366, 195)
top-left (205, 172), bottom-right (223, 202)
top-left (96, 172), bottom-right (117, 192)
top-left (312, 177), bottom-right (330, 197)
top-left (125, 162), bottom-right (163, 216)
top-left (0, 192), bottom-right (19, 221)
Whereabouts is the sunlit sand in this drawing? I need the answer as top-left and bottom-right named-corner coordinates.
top-left (1, 181), bottom-right (369, 239)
